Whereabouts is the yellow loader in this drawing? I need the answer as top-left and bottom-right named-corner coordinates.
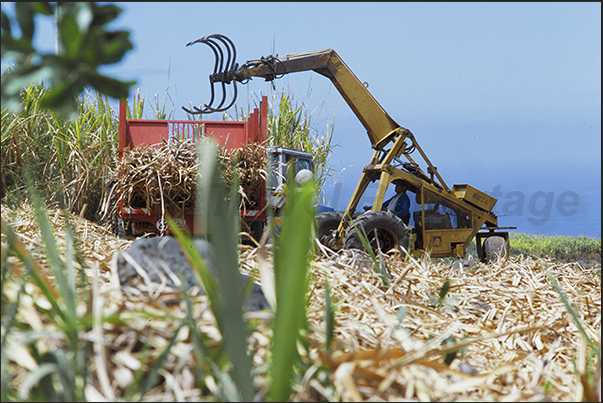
top-left (187, 34), bottom-right (514, 261)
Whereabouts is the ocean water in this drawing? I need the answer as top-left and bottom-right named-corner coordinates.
top-left (320, 165), bottom-right (601, 239)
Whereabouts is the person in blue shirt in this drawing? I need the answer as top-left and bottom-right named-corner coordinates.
top-left (364, 179), bottom-right (411, 225)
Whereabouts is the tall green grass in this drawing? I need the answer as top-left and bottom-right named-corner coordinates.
top-left (1, 184), bottom-right (92, 401)
top-left (170, 142), bottom-right (316, 401)
top-left (462, 233), bottom-right (601, 264)
top-left (126, 87), bottom-right (174, 120)
top-left (167, 142), bottom-right (316, 401)
top-left (1, 74), bottom-right (119, 222)
top-left (227, 90), bottom-right (336, 196)
top-left (509, 233), bottom-right (601, 262)
top-left (268, 91), bottom-right (335, 197)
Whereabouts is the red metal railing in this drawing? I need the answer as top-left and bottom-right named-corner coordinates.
top-left (119, 96), bottom-right (267, 151)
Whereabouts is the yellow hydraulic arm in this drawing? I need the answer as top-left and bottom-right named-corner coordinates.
top-left (183, 34), bottom-right (403, 151)
top-left (185, 34), bottom-right (451, 201)
top-left (233, 50), bottom-right (400, 150)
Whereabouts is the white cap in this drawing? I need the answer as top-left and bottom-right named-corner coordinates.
top-left (295, 169), bottom-right (314, 184)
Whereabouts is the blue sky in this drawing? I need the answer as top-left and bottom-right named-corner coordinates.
top-left (2, 2), bottom-right (601, 237)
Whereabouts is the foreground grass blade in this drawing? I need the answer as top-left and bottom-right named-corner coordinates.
top-left (198, 139), bottom-right (254, 401)
top-left (544, 262), bottom-right (601, 363)
top-left (1, 220), bottom-right (64, 327)
top-left (168, 217), bottom-right (220, 312)
top-left (324, 280), bottom-right (336, 352)
top-left (1, 184), bottom-right (90, 400)
top-left (351, 219), bottom-right (390, 286)
top-left (176, 270), bottom-right (213, 374)
top-left (269, 174), bottom-right (315, 402)
top-left (139, 324), bottom-right (183, 399)
top-left (30, 183), bottom-right (79, 326)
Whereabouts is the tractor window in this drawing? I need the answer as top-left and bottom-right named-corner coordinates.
top-left (416, 188), bottom-right (472, 230)
top-left (295, 158), bottom-right (313, 173)
top-left (268, 151), bottom-right (314, 190)
top-left (267, 153), bottom-right (285, 191)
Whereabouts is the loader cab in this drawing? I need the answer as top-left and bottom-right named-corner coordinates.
top-left (266, 146), bottom-right (314, 192)
top-left (266, 146), bottom-right (334, 214)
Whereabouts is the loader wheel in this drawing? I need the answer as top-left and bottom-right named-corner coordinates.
top-left (315, 211), bottom-right (343, 250)
top-left (344, 211), bottom-right (410, 255)
top-left (484, 236), bottom-right (508, 262)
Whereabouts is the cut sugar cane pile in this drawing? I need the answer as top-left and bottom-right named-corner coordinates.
top-left (115, 138), bottom-right (199, 213)
top-left (114, 138), bottom-right (266, 213)
top-left (1, 203), bottom-right (600, 401)
top-left (218, 142), bottom-right (267, 210)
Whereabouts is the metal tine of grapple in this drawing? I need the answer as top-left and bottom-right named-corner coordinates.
top-left (215, 34), bottom-right (241, 112)
top-left (184, 34), bottom-right (240, 114)
top-left (218, 79), bottom-right (238, 113)
top-left (198, 36), bottom-right (230, 112)
top-left (203, 37), bottom-right (229, 112)
top-left (209, 37), bottom-right (232, 79)
top-left (213, 34), bottom-right (238, 74)
top-left (203, 37), bottom-right (230, 112)
top-left (184, 35), bottom-right (220, 114)
top-left (213, 35), bottom-right (239, 112)
top-left (201, 36), bottom-right (239, 112)
top-left (196, 34), bottom-right (237, 71)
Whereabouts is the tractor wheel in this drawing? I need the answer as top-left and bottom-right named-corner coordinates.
top-left (315, 211), bottom-right (343, 250)
top-left (484, 236), bottom-right (508, 262)
top-left (344, 211), bottom-right (410, 255)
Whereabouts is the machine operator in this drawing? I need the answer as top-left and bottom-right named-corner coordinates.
top-left (364, 179), bottom-right (411, 225)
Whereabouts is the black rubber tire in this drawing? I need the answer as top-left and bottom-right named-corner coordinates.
top-left (344, 211), bottom-right (410, 254)
top-left (315, 211), bottom-right (343, 250)
top-left (484, 236), bottom-right (508, 262)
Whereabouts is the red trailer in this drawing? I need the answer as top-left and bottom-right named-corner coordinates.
top-left (115, 96), bottom-right (269, 238)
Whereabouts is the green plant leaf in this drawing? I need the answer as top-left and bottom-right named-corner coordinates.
top-left (139, 324), bottom-right (182, 399)
top-left (349, 218), bottom-right (390, 286)
top-left (442, 335), bottom-right (458, 366)
top-left (439, 279), bottom-right (450, 302)
top-left (544, 263), bottom-right (601, 363)
top-left (1, 2), bottom-right (135, 118)
top-left (14, 2), bottom-right (36, 42)
top-left (17, 362), bottom-right (58, 400)
top-left (396, 306), bottom-right (408, 322)
top-left (58, 13), bottom-right (82, 57)
top-left (194, 139), bottom-right (254, 401)
top-left (86, 72), bottom-right (135, 99)
top-left (269, 170), bottom-right (315, 402)
top-left (2, 220), bottom-right (67, 328)
top-left (177, 271), bottom-right (212, 374)
top-left (29, 180), bottom-right (79, 331)
top-left (31, 2), bottom-right (54, 16)
top-left (91, 30), bottom-right (134, 65)
top-left (324, 280), bottom-right (336, 351)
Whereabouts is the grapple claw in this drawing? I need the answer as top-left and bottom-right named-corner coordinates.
top-left (183, 34), bottom-right (240, 114)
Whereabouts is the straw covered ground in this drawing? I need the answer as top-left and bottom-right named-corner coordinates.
top-left (1, 203), bottom-right (601, 402)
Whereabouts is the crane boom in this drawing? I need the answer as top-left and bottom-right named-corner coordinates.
top-left (235, 50), bottom-right (401, 150)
